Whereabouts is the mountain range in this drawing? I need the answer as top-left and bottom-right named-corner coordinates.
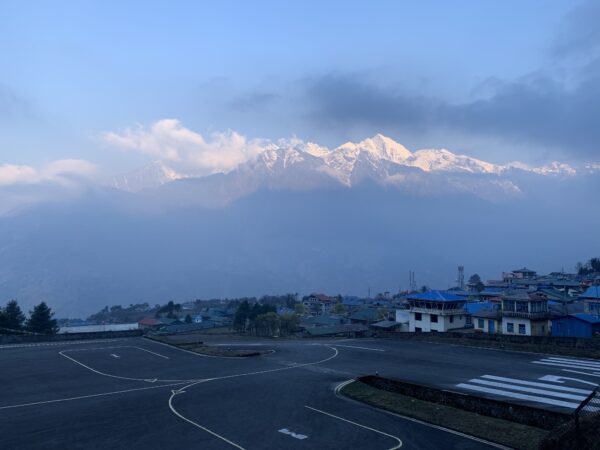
top-left (1, 134), bottom-right (599, 317)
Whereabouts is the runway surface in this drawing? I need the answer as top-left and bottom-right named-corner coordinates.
top-left (1, 336), bottom-right (598, 449)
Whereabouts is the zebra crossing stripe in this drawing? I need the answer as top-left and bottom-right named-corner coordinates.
top-left (456, 383), bottom-right (581, 409)
top-left (468, 379), bottom-right (588, 401)
top-left (480, 375), bottom-right (591, 394)
top-left (533, 360), bottom-right (600, 370)
top-left (544, 357), bottom-right (600, 369)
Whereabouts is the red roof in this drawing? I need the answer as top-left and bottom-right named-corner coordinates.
top-left (310, 293), bottom-right (336, 303)
top-left (138, 318), bottom-right (163, 326)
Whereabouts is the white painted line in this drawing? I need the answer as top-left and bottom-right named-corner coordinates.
top-left (456, 383), bottom-right (581, 409)
top-left (335, 383), bottom-right (510, 450)
top-left (0, 382), bottom-right (187, 411)
top-left (167, 346), bottom-right (340, 444)
top-left (110, 354), bottom-right (120, 358)
top-left (534, 360), bottom-right (600, 370)
top-left (546, 357), bottom-right (600, 368)
top-left (168, 392), bottom-right (245, 449)
top-left (539, 358), bottom-right (600, 369)
top-left (562, 369), bottom-right (600, 378)
top-left (480, 375), bottom-right (591, 394)
top-left (278, 428), bottom-right (308, 440)
top-left (539, 375), bottom-right (599, 387)
top-left (305, 405), bottom-right (402, 449)
top-left (331, 344), bottom-right (385, 352)
top-left (467, 379), bottom-right (588, 401)
top-left (143, 337), bottom-right (227, 358)
top-left (58, 350), bottom-right (192, 383)
top-left (133, 346), bottom-right (170, 359)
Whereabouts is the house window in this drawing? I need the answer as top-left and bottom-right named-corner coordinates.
top-left (415, 327), bottom-right (422, 332)
top-left (450, 315), bottom-right (454, 323)
top-left (431, 314), bottom-right (438, 323)
top-left (415, 312), bottom-right (422, 321)
top-left (478, 318), bottom-right (484, 329)
top-left (519, 324), bottom-right (526, 334)
top-left (507, 322), bottom-right (514, 333)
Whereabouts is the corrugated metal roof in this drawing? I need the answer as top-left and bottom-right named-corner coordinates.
top-left (407, 291), bottom-right (464, 302)
top-left (581, 286), bottom-right (600, 299)
top-left (570, 313), bottom-right (600, 324)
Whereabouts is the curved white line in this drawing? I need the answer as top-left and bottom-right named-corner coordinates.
top-left (305, 405), bottom-right (403, 449)
top-left (168, 346), bottom-right (339, 446)
top-left (59, 351), bottom-right (194, 383)
top-left (168, 391), bottom-right (245, 449)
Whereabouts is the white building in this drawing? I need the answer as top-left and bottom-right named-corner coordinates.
top-left (500, 292), bottom-right (550, 336)
top-left (407, 291), bottom-right (468, 332)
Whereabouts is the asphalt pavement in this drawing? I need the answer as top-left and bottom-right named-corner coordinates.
top-left (1, 336), bottom-right (598, 449)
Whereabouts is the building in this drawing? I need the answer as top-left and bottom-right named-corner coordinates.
top-left (467, 302), bottom-right (501, 334)
top-left (302, 293), bottom-right (337, 316)
top-left (406, 291), bottom-right (468, 332)
top-left (551, 314), bottom-right (600, 338)
top-left (580, 286), bottom-right (600, 315)
top-left (137, 318), bottom-right (164, 330)
top-left (500, 292), bottom-right (550, 336)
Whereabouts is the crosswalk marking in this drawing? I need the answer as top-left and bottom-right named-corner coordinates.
top-left (456, 383), bottom-right (582, 409)
top-left (468, 379), bottom-right (588, 401)
top-left (532, 356), bottom-right (600, 372)
top-left (480, 375), bottom-right (591, 394)
top-left (544, 357), bottom-right (600, 369)
top-left (456, 373), bottom-right (594, 410)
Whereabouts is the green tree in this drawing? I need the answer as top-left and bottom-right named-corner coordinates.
top-left (279, 313), bottom-right (300, 336)
top-left (254, 312), bottom-right (280, 337)
top-left (468, 274), bottom-right (485, 292)
top-left (233, 300), bottom-right (251, 332)
top-left (332, 302), bottom-right (346, 314)
top-left (27, 302), bottom-right (58, 335)
top-left (3, 299), bottom-right (26, 331)
top-left (294, 303), bottom-right (306, 316)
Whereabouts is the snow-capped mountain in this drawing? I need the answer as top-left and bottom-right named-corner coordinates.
top-left (111, 134), bottom-right (581, 203)
top-left (111, 160), bottom-right (182, 192)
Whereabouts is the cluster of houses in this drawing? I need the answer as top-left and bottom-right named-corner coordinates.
top-left (138, 305), bottom-right (235, 333)
top-left (299, 268), bottom-right (600, 339)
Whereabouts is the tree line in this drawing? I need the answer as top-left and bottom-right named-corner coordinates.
top-left (233, 301), bottom-right (299, 337)
top-left (576, 257), bottom-right (600, 276)
top-left (0, 299), bottom-right (58, 335)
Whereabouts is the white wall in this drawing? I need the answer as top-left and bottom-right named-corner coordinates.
top-left (502, 317), bottom-right (530, 336)
top-left (409, 312), bottom-right (466, 332)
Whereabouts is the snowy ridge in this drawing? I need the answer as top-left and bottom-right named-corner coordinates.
top-left (111, 134), bottom-right (582, 193)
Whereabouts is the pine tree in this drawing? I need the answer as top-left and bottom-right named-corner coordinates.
top-left (4, 299), bottom-right (26, 331)
top-left (27, 302), bottom-right (58, 335)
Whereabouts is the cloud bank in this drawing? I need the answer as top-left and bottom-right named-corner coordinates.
top-left (103, 119), bottom-right (268, 176)
top-left (0, 159), bottom-right (98, 215)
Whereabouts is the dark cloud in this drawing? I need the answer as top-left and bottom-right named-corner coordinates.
top-left (229, 92), bottom-right (280, 112)
top-left (300, 63), bottom-right (600, 159)
top-left (302, 74), bottom-right (438, 131)
top-left (552, 0), bottom-right (600, 59)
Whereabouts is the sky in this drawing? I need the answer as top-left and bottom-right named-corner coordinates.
top-left (1, 0), bottom-right (599, 181)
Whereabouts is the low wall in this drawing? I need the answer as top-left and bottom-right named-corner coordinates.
top-left (377, 330), bottom-right (600, 349)
top-left (0, 329), bottom-right (143, 345)
top-left (358, 375), bottom-right (571, 430)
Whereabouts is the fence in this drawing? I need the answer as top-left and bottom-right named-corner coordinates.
top-left (574, 387), bottom-right (600, 448)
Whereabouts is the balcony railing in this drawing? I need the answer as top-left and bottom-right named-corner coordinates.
top-left (410, 307), bottom-right (465, 315)
top-left (502, 311), bottom-right (549, 319)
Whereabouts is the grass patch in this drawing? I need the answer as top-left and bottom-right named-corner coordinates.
top-left (147, 334), bottom-right (269, 357)
top-left (341, 379), bottom-right (548, 450)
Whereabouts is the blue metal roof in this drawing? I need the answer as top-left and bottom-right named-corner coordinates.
top-left (570, 313), bottom-right (600, 324)
top-left (581, 286), bottom-right (600, 299)
top-left (464, 302), bottom-right (495, 314)
top-left (407, 291), bottom-right (464, 302)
